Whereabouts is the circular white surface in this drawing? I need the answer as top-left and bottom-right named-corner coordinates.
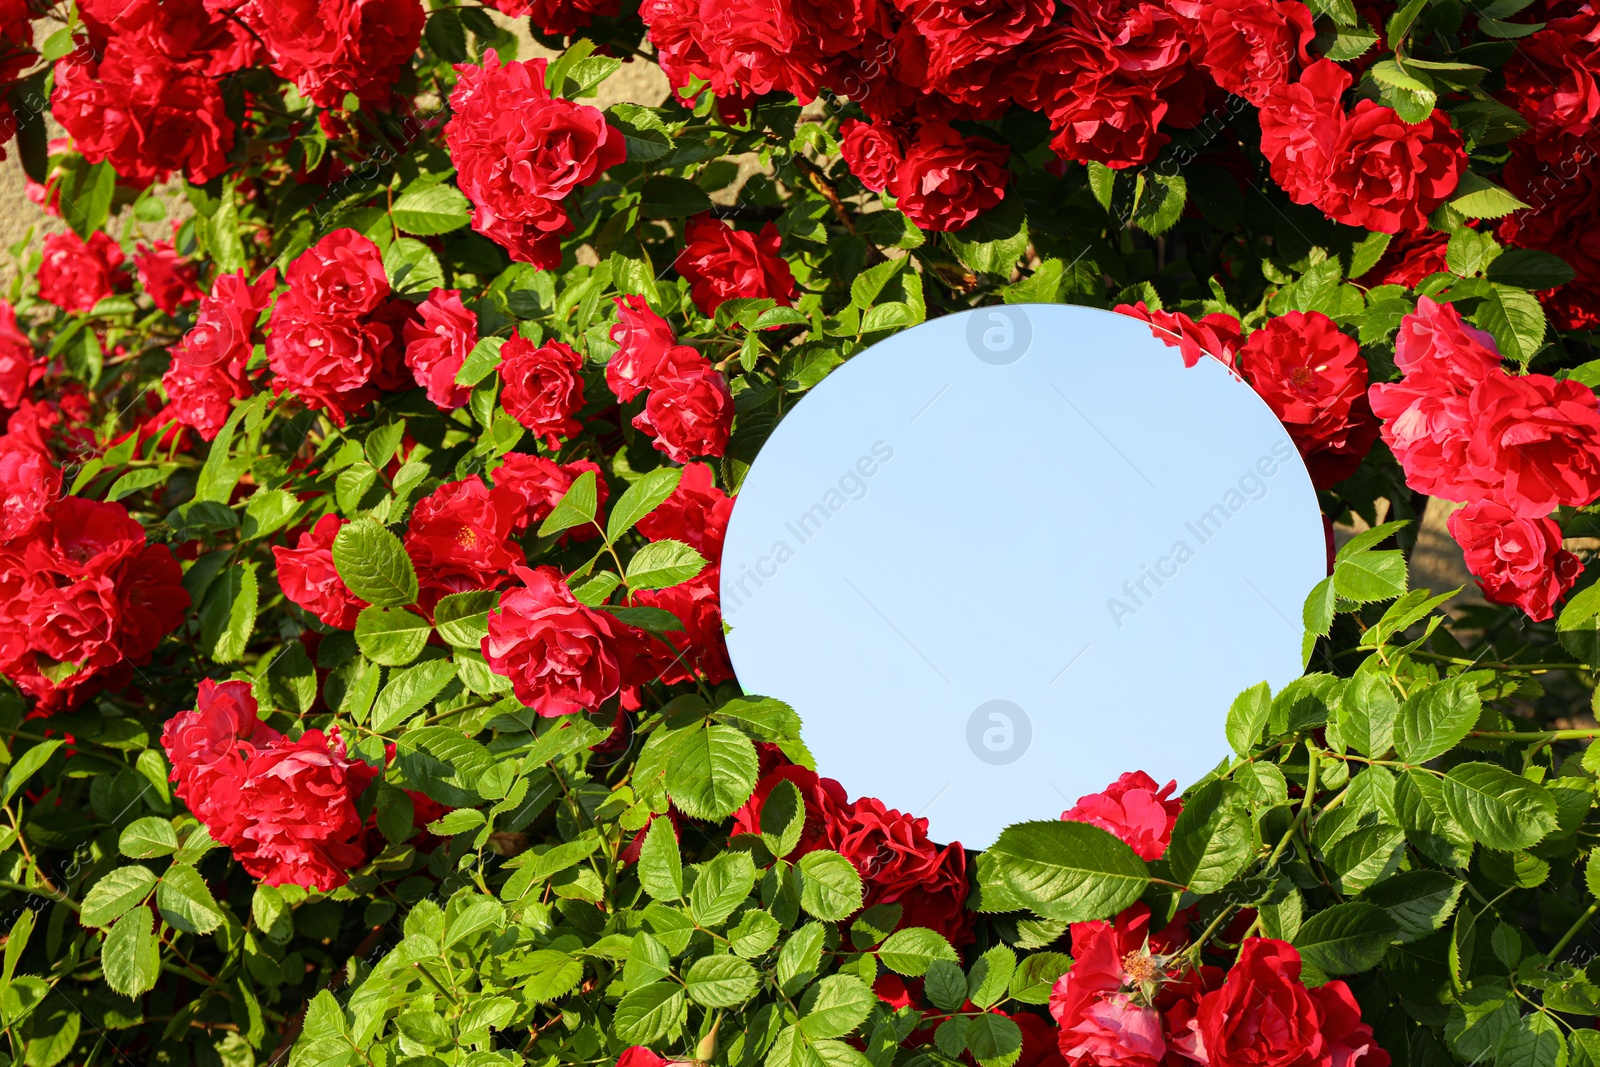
top-left (720, 304), bottom-right (1326, 849)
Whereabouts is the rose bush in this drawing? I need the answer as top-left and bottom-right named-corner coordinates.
top-left (0, 0), bottom-right (1593, 1065)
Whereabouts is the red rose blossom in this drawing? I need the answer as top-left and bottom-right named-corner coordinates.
top-left (1237, 312), bottom-right (1379, 490)
top-left (0, 450), bottom-right (58, 542)
top-left (1464, 370), bottom-right (1600, 518)
top-left (632, 347), bottom-right (734, 462)
top-left (447, 50), bottom-right (624, 266)
top-left (498, 332), bottom-right (588, 447)
top-left (1117, 302), bottom-right (1242, 369)
top-left (1173, 0), bottom-right (1312, 105)
top-left (636, 461), bottom-right (735, 559)
top-left (1500, 143), bottom-right (1600, 332)
top-left (133, 240), bottom-right (203, 315)
top-left (608, 294), bottom-right (680, 402)
top-left (491, 453), bottom-right (610, 535)
top-left (1050, 904), bottom-right (1193, 1067)
top-left (0, 301), bottom-right (41, 408)
top-left (250, 0), bottom-right (424, 107)
top-left (273, 515), bottom-right (369, 630)
top-left (37, 230), bottom-right (126, 314)
top-left (1448, 500), bottom-right (1581, 621)
top-left (482, 564), bottom-right (624, 715)
top-left (888, 123), bottom-right (1010, 232)
top-left (675, 214), bottom-right (798, 318)
top-left (632, 566), bottom-right (733, 684)
top-left (1061, 771), bottom-right (1182, 861)
top-left (164, 268), bottom-right (277, 440)
top-left (404, 288), bottom-right (479, 410)
top-left (404, 477), bottom-right (525, 604)
top-left (840, 119), bottom-right (905, 193)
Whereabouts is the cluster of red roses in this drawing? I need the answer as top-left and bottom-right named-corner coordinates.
top-left (161, 679), bottom-right (378, 891)
top-left (647, 0), bottom-right (1467, 235)
top-left (1496, 5), bottom-right (1600, 331)
top-left (48, 0), bottom-right (421, 187)
top-left (1121, 302), bottom-right (1380, 493)
top-left (32, 228), bottom-right (204, 320)
top-left (0, 442), bottom-right (188, 712)
top-left (1371, 298), bottom-right (1600, 620)
top-left (1047, 772), bottom-right (1387, 1067)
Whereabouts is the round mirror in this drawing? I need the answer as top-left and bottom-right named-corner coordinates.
top-left (720, 304), bottom-right (1326, 849)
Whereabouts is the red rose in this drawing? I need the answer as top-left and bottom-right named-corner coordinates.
top-left (675, 214), bottom-right (798, 318)
top-left (1237, 312), bottom-right (1379, 490)
top-left (161, 679), bottom-right (276, 825)
top-left (615, 1049), bottom-right (668, 1067)
top-left (78, 0), bottom-right (259, 71)
top-left (1499, 10), bottom-right (1600, 163)
top-left (448, 50), bottom-right (623, 265)
top-left (1050, 905), bottom-right (1189, 1067)
top-left (133, 240), bottom-right (203, 315)
top-left (886, 123), bottom-right (1010, 232)
top-left (164, 268), bottom-right (277, 440)
top-left (273, 515), bottom-right (369, 630)
top-left (404, 477), bottom-right (525, 603)
top-left (1363, 228), bottom-right (1449, 289)
top-left (632, 566), bottom-right (733, 684)
top-left (0, 301), bottom-right (41, 408)
top-left (730, 763), bottom-right (853, 856)
top-left (632, 348), bottom-right (735, 462)
top-left (0, 450), bottom-right (58, 542)
top-left (1173, 0), bottom-right (1312, 105)
top-left (836, 794), bottom-right (971, 941)
top-left (608, 294), bottom-right (680, 401)
top-left (1500, 143), bottom-right (1600, 331)
top-left (1016, 1012), bottom-right (1070, 1067)
top-left (252, 0), bottom-right (424, 106)
top-left (1465, 370), bottom-right (1600, 517)
top-left (37, 230), bottom-right (126, 314)
top-left (1448, 501), bottom-right (1580, 622)
top-left (1260, 61), bottom-right (1466, 233)
top-left (1061, 771), bottom-right (1182, 861)
top-left (896, 0), bottom-right (1053, 76)
top-left (491, 453), bottom-right (610, 535)
top-left (1116, 302), bottom-right (1241, 368)
top-left (840, 119), bottom-right (905, 193)
top-left (495, 0), bottom-right (623, 35)
top-left (482, 564), bottom-right (624, 715)
top-left (641, 0), bottom-right (823, 104)
top-left (51, 38), bottom-right (235, 186)
top-left (1182, 939), bottom-right (1388, 1067)
top-left (499, 332), bottom-right (587, 447)
top-left (281, 229), bottom-right (390, 318)
top-left (403, 288), bottom-right (478, 410)
top-left (636, 461), bottom-right (734, 560)
top-left (228, 729), bottom-right (379, 891)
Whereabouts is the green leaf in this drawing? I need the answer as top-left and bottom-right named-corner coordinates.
top-left (666, 723), bottom-right (758, 821)
top-left (687, 954), bottom-right (761, 1008)
top-left (200, 559), bottom-right (259, 663)
top-left (986, 820), bottom-right (1150, 922)
top-left (607, 467), bottom-right (683, 543)
top-left (626, 539), bottom-right (709, 591)
top-left (333, 519), bottom-right (418, 606)
top-left (456, 336), bottom-right (505, 387)
top-left (3, 740), bottom-right (62, 804)
top-left (369, 659), bottom-right (457, 732)
top-left (1323, 823), bottom-right (1406, 893)
top-left (1226, 681), bottom-right (1272, 755)
top-left (538, 470), bottom-right (599, 538)
top-left (777, 922), bottom-right (827, 995)
top-left (1166, 779), bottom-right (1251, 893)
top-left (1474, 282), bottom-right (1547, 366)
top-left (1009, 951), bottom-right (1072, 1005)
top-left (1450, 171), bottom-right (1531, 219)
top-left (638, 817), bottom-right (684, 902)
top-left (798, 974), bottom-right (874, 1039)
top-left (965, 1014), bottom-right (1023, 1067)
top-left (384, 236), bottom-right (446, 296)
top-left (1445, 983), bottom-right (1517, 1062)
top-left (118, 817), bottom-right (178, 859)
top-left (101, 908), bottom-right (161, 998)
top-left (613, 983), bottom-right (686, 1045)
top-left (967, 945), bottom-right (1016, 1008)
top-left (1497, 1012), bottom-right (1567, 1067)
top-left (392, 182), bottom-right (471, 235)
top-left (157, 862), bottom-right (225, 934)
top-left (1360, 869), bottom-right (1463, 942)
top-left (1441, 762), bottom-right (1558, 851)
top-left (80, 866), bottom-right (158, 929)
top-left (355, 606), bottom-right (431, 667)
top-left (1338, 669), bottom-right (1400, 758)
top-left (1395, 676), bottom-right (1481, 764)
top-left (946, 197), bottom-right (1028, 276)
top-left (625, 932), bottom-right (671, 989)
top-left (1485, 248), bottom-right (1574, 290)
top-left (1131, 172), bottom-right (1187, 237)
top-left (434, 590), bottom-right (499, 648)
top-left (798, 850), bottom-right (864, 921)
top-left (641, 176), bottom-right (713, 219)
top-left (730, 910), bottom-right (782, 958)
top-left (1333, 550), bottom-right (1407, 603)
top-left (760, 778), bottom-right (805, 860)
top-left (878, 927), bottom-right (959, 977)
top-left (924, 958), bottom-right (968, 1013)
top-left (1294, 901), bottom-right (1399, 974)
top-left (690, 851), bottom-right (757, 928)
